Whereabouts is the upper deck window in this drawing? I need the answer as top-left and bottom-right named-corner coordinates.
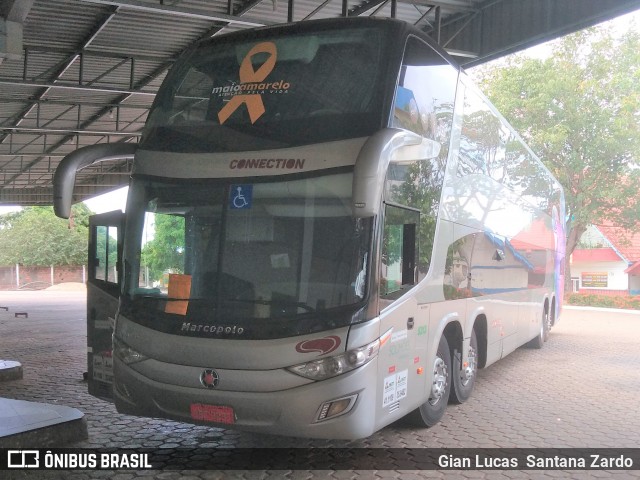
top-left (142, 27), bottom-right (388, 153)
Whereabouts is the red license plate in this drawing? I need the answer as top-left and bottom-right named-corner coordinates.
top-left (190, 403), bottom-right (235, 424)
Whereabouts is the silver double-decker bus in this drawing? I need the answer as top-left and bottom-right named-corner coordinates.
top-left (55, 17), bottom-right (565, 439)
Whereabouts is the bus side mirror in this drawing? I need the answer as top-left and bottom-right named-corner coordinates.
top-left (352, 129), bottom-right (441, 217)
top-left (53, 143), bottom-right (137, 219)
top-left (391, 136), bottom-right (441, 164)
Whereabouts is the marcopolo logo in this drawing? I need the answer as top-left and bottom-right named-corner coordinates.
top-left (181, 322), bottom-right (244, 336)
top-left (217, 41), bottom-right (290, 125)
top-left (200, 369), bottom-right (220, 389)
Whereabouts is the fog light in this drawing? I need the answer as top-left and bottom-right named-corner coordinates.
top-left (316, 394), bottom-right (357, 422)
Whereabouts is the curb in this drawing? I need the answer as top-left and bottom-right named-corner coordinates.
top-left (0, 360), bottom-right (23, 382)
top-left (0, 399), bottom-right (88, 448)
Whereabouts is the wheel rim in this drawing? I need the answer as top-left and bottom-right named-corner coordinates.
top-left (460, 345), bottom-right (477, 387)
top-left (541, 309), bottom-right (549, 338)
top-left (546, 310), bottom-right (552, 331)
top-left (429, 355), bottom-right (448, 405)
top-left (540, 320), bottom-right (545, 338)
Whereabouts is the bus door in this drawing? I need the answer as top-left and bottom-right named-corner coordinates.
top-left (377, 204), bottom-right (424, 416)
top-left (87, 210), bottom-right (123, 402)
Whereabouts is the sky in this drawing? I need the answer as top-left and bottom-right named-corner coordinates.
top-left (0, 186), bottom-right (128, 215)
top-left (83, 186), bottom-right (128, 214)
top-left (0, 9), bottom-right (639, 217)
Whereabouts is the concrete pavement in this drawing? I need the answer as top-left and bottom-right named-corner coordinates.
top-left (1, 290), bottom-right (639, 478)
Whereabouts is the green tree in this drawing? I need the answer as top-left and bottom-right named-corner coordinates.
top-left (0, 204), bottom-right (92, 266)
top-left (475, 26), bottom-right (640, 290)
top-left (141, 213), bottom-right (185, 282)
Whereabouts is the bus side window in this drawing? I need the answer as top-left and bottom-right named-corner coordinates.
top-left (95, 225), bottom-right (119, 285)
top-left (393, 36), bottom-right (457, 141)
top-left (380, 204), bottom-right (420, 300)
top-left (387, 36), bottom-right (457, 282)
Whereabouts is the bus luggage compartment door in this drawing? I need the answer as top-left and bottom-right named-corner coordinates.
top-left (87, 210), bottom-right (124, 402)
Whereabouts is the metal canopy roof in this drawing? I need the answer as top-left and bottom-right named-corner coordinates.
top-left (1, 0), bottom-right (640, 207)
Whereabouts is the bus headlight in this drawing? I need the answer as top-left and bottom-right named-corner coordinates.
top-left (287, 338), bottom-right (380, 381)
top-left (113, 337), bottom-right (148, 365)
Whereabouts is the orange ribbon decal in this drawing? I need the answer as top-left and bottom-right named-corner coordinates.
top-left (218, 42), bottom-right (277, 125)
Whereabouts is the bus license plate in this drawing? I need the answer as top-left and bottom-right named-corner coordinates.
top-left (190, 403), bottom-right (235, 424)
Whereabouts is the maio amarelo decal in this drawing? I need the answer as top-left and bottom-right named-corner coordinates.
top-left (217, 42), bottom-right (290, 125)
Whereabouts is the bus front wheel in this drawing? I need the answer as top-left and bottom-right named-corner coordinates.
top-left (407, 335), bottom-right (451, 427)
top-left (449, 329), bottom-right (477, 404)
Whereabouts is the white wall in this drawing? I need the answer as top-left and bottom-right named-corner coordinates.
top-left (570, 260), bottom-right (629, 291)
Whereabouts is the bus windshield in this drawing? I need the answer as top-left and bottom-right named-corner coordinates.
top-left (141, 26), bottom-right (387, 152)
top-left (122, 171), bottom-right (372, 339)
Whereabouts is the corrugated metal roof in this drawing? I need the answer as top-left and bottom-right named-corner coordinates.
top-left (1, 0), bottom-right (639, 206)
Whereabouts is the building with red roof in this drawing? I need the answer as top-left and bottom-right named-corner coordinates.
top-left (570, 223), bottom-right (640, 296)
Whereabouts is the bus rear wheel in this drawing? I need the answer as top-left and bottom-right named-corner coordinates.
top-left (449, 329), bottom-right (477, 404)
top-left (527, 307), bottom-right (548, 349)
top-left (407, 335), bottom-right (451, 427)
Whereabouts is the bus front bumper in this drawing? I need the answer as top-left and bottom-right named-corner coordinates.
top-left (113, 356), bottom-right (379, 440)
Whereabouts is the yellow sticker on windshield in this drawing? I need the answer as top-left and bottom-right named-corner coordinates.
top-left (165, 273), bottom-right (192, 316)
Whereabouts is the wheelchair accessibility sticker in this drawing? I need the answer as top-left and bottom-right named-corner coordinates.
top-left (230, 184), bottom-right (253, 209)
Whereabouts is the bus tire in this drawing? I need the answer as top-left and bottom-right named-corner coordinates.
top-left (449, 329), bottom-right (477, 404)
top-left (407, 335), bottom-right (451, 427)
top-left (527, 308), bottom-right (548, 349)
